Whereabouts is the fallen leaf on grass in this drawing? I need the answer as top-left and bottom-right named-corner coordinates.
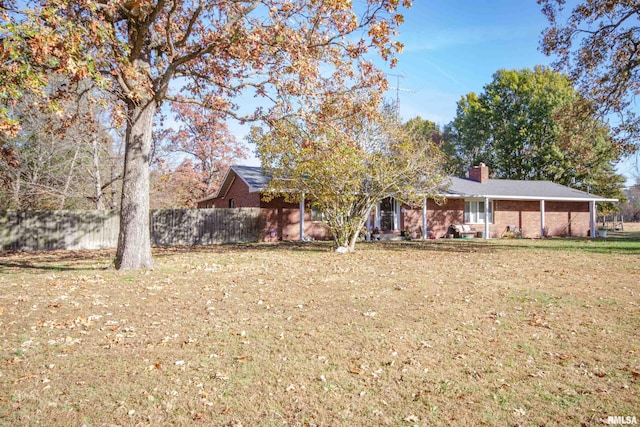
top-left (403, 414), bottom-right (419, 423)
top-left (546, 351), bottom-right (569, 361)
top-left (529, 370), bottom-right (548, 378)
top-left (529, 313), bottom-right (550, 328)
top-left (6, 357), bottom-right (23, 365)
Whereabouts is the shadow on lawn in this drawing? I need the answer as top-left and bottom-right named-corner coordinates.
top-left (0, 249), bottom-right (116, 273)
top-left (2, 232), bottom-right (638, 274)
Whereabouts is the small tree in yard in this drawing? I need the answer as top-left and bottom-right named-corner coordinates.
top-left (253, 98), bottom-right (449, 252)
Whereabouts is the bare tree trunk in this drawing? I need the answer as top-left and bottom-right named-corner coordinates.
top-left (59, 142), bottom-right (80, 209)
top-left (13, 173), bottom-right (20, 208)
top-left (115, 98), bottom-right (155, 270)
top-left (91, 137), bottom-right (105, 210)
top-left (109, 148), bottom-right (120, 210)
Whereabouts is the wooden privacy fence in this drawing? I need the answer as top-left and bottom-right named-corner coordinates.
top-left (0, 208), bottom-right (263, 251)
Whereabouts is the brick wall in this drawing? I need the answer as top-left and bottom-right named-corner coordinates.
top-left (200, 174), bottom-right (592, 241)
top-left (200, 173), bottom-right (261, 209)
top-left (402, 199), bottom-right (464, 238)
top-left (494, 200), bottom-right (590, 237)
top-left (402, 198), bottom-right (591, 238)
top-left (260, 199), bottom-right (330, 241)
top-left (198, 172), bottom-right (329, 241)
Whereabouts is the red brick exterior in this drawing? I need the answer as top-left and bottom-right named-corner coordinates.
top-left (401, 198), bottom-right (591, 238)
top-left (469, 163), bottom-right (489, 183)
top-left (197, 173), bottom-right (261, 209)
top-left (199, 168), bottom-right (593, 241)
top-left (197, 171), bottom-right (329, 241)
top-left (402, 199), bottom-right (464, 238)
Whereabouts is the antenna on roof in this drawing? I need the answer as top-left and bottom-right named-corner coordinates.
top-left (386, 72), bottom-right (414, 118)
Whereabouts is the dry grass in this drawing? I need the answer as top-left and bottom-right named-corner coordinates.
top-left (1, 233), bottom-right (639, 426)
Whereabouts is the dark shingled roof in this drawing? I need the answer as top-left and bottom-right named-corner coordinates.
top-left (199, 165), bottom-right (617, 202)
top-left (230, 165), bottom-right (271, 192)
top-left (446, 177), bottom-right (616, 201)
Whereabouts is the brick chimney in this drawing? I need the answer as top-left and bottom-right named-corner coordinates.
top-left (469, 163), bottom-right (489, 183)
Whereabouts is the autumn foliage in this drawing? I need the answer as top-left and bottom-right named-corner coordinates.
top-left (253, 96), bottom-right (448, 251)
top-left (539, 0), bottom-right (640, 152)
top-left (1, 0), bottom-right (412, 269)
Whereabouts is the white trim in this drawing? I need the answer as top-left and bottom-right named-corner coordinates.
top-left (199, 166), bottom-right (619, 205)
top-left (374, 204), bottom-right (380, 229)
top-left (484, 197), bottom-right (490, 239)
top-left (443, 194), bottom-right (617, 202)
top-left (540, 200), bottom-right (546, 237)
top-left (464, 199), bottom-right (493, 224)
top-left (590, 200), bottom-right (597, 238)
top-left (394, 198), bottom-right (400, 231)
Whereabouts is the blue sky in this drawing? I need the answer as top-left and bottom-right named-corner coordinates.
top-left (243, 1), bottom-right (638, 187)
top-left (385, 0), bottom-right (551, 124)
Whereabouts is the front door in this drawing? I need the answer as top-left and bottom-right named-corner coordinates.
top-left (380, 197), bottom-right (397, 232)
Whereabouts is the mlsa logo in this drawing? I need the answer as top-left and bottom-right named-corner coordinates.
top-left (608, 416), bottom-right (638, 425)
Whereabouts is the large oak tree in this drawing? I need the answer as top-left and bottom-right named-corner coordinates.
top-left (1, 0), bottom-right (410, 269)
top-left (539, 0), bottom-right (640, 152)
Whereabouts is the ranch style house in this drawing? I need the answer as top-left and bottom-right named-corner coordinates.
top-left (196, 164), bottom-right (617, 241)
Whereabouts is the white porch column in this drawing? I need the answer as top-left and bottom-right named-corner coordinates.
top-left (590, 200), bottom-right (597, 238)
top-left (374, 204), bottom-right (380, 229)
top-left (394, 198), bottom-right (400, 231)
top-left (299, 193), bottom-right (305, 241)
top-left (484, 197), bottom-right (490, 239)
top-left (422, 197), bottom-right (428, 240)
top-left (540, 199), bottom-right (546, 238)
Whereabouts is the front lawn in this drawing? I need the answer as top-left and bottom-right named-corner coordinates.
top-left (1, 234), bottom-right (638, 425)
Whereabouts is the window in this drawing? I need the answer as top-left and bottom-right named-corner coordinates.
top-left (228, 199), bottom-right (234, 208)
top-left (311, 207), bottom-right (326, 222)
top-left (464, 200), bottom-right (493, 224)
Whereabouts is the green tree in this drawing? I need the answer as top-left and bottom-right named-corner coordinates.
top-left (539, 0), bottom-right (640, 152)
top-left (449, 66), bottom-right (624, 199)
top-left (1, 0), bottom-right (410, 269)
top-left (620, 180), bottom-right (640, 222)
top-left (253, 98), bottom-right (448, 252)
top-left (402, 116), bottom-right (461, 174)
top-left (446, 92), bottom-right (494, 176)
